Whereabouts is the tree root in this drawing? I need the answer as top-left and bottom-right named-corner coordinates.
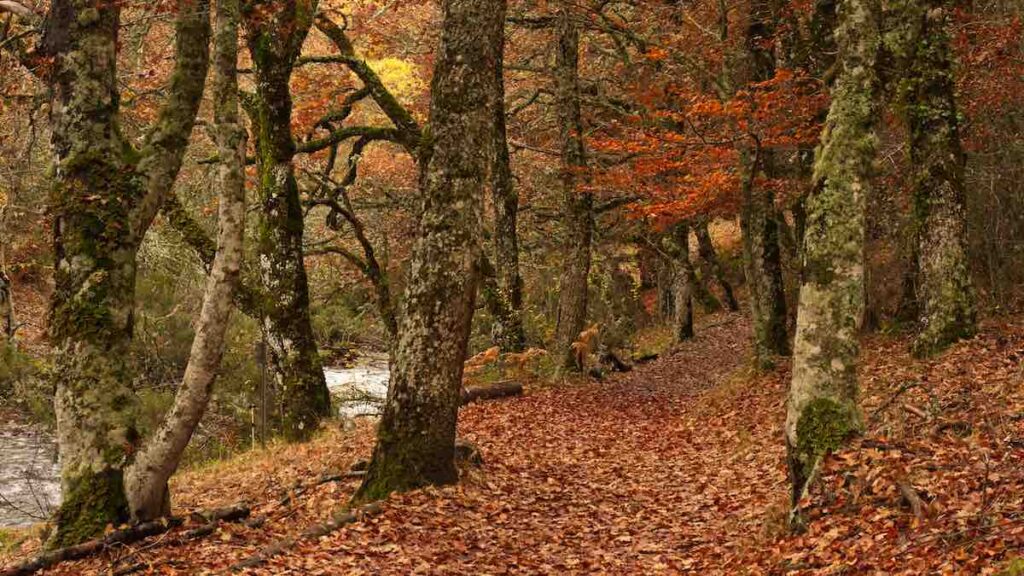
top-left (0, 505), bottom-right (250, 576)
top-left (229, 502), bottom-right (383, 572)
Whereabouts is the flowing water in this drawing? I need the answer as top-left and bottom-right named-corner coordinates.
top-left (0, 424), bottom-right (61, 528)
top-left (0, 358), bottom-right (390, 528)
top-left (325, 355), bottom-right (390, 417)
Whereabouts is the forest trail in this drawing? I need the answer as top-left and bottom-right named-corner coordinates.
top-left (6, 312), bottom-right (1024, 575)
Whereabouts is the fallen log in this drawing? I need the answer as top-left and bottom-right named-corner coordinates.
top-left (461, 381), bottom-right (523, 404)
top-left (230, 502), bottom-right (383, 572)
top-left (1, 505), bottom-right (250, 576)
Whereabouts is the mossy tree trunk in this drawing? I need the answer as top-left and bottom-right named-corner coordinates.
top-left (39, 0), bottom-right (210, 547)
top-left (125, 0), bottom-right (245, 522)
top-left (694, 221), bottom-right (740, 311)
top-left (892, 0), bottom-right (976, 356)
top-left (489, 31), bottom-right (526, 353)
top-left (785, 0), bottom-right (881, 511)
top-left (552, 6), bottom-right (594, 371)
top-left (738, 0), bottom-right (790, 368)
top-left (354, 0), bottom-right (505, 503)
top-left (243, 0), bottom-right (331, 441)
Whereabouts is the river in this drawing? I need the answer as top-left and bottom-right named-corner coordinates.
top-left (0, 359), bottom-right (390, 528)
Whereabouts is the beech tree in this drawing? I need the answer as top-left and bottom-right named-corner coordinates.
top-left (551, 4), bottom-right (594, 371)
top-left (124, 0), bottom-right (246, 522)
top-left (35, 0), bottom-right (211, 547)
top-left (891, 0), bottom-right (976, 356)
top-left (785, 0), bottom-right (881, 511)
top-left (737, 0), bottom-right (790, 368)
top-left (355, 0), bottom-right (506, 501)
top-left (242, 0), bottom-right (332, 440)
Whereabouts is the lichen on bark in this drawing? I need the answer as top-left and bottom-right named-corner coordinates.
top-left (243, 0), bottom-right (332, 441)
top-left (355, 0), bottom-right (506, 504)
top-left (785, 0), bottom-right (881, 509)
top-left (887, 0), bottom-right (975, 357)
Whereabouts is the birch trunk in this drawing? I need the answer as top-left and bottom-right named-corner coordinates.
top-left (785, 0), bottom-right (881, 510)
top-left (125, 0), bottom-right (245, 522)
top-left (354, 0), bottom-right (505, 503)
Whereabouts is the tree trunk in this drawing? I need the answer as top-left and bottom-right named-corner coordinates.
top-left (738, 0), bottom-right (790, 368)
top-left (694, 221), bottom-right (739, 311)
top-left (0, 269), bottom-right (12, 341)
top-left (740, 150), bottom-right (790, 367)
top-left (125, 0), bottom-right (246, 522)
top-left (551, 6), bottom-right (594, 371)
top-left (898, 0), bottom-right (976, 356)
top-left (785, 0), bottom-right (880, 511)
top-left (244, 1), bottom-right (331, 441)
top-left (354, 0), bottom-right (505, 503)
top-left (489, 30), bottom-right (526, 353)
top-left (41, 0), bottom-right (210, 547)
top-left (671, 223), bottom-right (695, 342)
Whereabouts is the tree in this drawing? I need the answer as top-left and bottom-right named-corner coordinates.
top-left (785, 0), bottom-right (881, 513)
top-left (37, 0), bottom-right (210, 547)
top-left (124, 0), bottom-right (246, 522)
top-left (552, 4), bottom-right (594, 371)
top-left (893, 0), bottom-right (976, 356)
top-left (671, 222), bottom-right (696, 342)
top-left (354, 0), bottom-right (506, 502)
top-left (242, 0), bottom-right (332, 441)
top-left (694, 220), bottom-right (740, 312)
top-left (488, 32), bottom-right (527, 353)
top-left (737, 0), bottom-right (790, 368)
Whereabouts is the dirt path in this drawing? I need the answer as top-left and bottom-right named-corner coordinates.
top-left (258, 312), bottom-right (789, 575)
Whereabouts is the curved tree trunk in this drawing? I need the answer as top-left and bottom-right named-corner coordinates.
top-left (899, 0), bottom-right (976, 357)
top-left (243, 0), bottom-right (331, 441)
top-left (694, 221), bottom-right (739, 311)
top-left (354, 0), bottom-right (505, 503)
top-left (785, 0), bottom-right (880, 512)
top-left (125, 0), bottom-right (246, 522)
top-left (551, 6), bottom-right (594, 371)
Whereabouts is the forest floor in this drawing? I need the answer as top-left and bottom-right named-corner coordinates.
top-left (2, 311), bottom-right (1024, 575)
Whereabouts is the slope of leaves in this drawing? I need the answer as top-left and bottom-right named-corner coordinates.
top-left (3, 313), bottom-right (1023, 574)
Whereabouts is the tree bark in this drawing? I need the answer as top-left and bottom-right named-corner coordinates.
top-left (354, 0), bottom-right (505, 503)
top-left (694, 221), bottom-right (739, 311)
top-left (896, 0), bottom-right (976, 356)
top-left (41, 0), bottom-right (210, 547)
top-left (738, 0), bottom-right (790, 368)
top-left (671, 223), bottom-right (695, 342)
top-left (740, 149), bottom-right (790, 366)
top-left (551, 5), bottom-right (594, 371)
top-left (243, 0), bottom-right (331, 441)
top-left (785, 0), bottom-right (880, 511)
top-left (489, 35), bottom-right (526, 353)
top-left (125, 0), bottom-right (246, 522)
top-left (0, 269), bottom-right (12, 341)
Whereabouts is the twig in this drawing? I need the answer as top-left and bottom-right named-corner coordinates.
top-left (228, 502), bottom-right (383, 572)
